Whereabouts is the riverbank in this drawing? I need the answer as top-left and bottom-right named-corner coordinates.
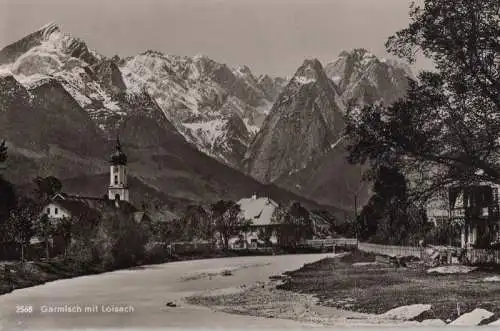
top-left (0, 248), bottom-right (317, 297)
top-left (185, 276), bottom-right (393, 326)
top-left (278, 251), bottom-right (500, 323)
top-left (0, 250), bottom-right (236, 296)
top-left (185, 251), bottom-right (500, 326)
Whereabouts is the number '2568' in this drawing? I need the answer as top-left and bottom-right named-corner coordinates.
top-left (16, 305), bottom-right (33, 313)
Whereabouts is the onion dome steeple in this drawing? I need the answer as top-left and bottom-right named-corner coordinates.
top-left (111, 136), bottom-right (127, 165)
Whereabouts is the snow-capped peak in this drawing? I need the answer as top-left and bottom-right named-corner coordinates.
top-left (324, 48), bottom-right (414, 106)
top-left (294, 75), bottom-right (316, 85)
top-left (119, 51), bottom-right (282, 168)
top-left (235, 65), bottom-right (252, 76)
top-left (338, 48), bottom-right (375, 61)
top-left (35, 21), bottom-right (61, 40)
top-left (193, 53), bottom-right (211, 62)
top-left (292, 59), bottom-right (324, 85)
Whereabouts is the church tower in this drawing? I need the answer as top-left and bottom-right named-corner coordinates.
top-left (108, 137), bottom-right (129, 202)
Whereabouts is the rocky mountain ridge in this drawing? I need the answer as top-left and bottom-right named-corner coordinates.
top-left (0, 22), bottom-right (414, 213)
top-left (118, 51), bottom-right (286, 167)
top-left (0, 23), bottom-right (339, 218)
top-left (0, 23), bottom-right (287, 169)
top-left (244, 59), bottom-right (346, 183)
top-left (325, 48), bottom-right (414, 106)
top-left (245, 49), bottom-right (414, 209)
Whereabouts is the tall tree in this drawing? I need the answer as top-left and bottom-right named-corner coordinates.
top-left (0, 140), bottom-right (6, 164)
top-left (0, 178), bottom-right (16, 226)
top-left (345, 0), bottom-right (500, 202)
top-left (273, 202), bottom-right (314, 248)
top-left (33, 176), bottom-right (62, 203)
top-left (4, 197), bottom-right (37, 262)
top-left (55, 217), bottom-right (73, 258)
top-left (357, 166), bottom-right (428, 245)
top-left (34, 214), bottom-right (54, 259)
top-left (210, 200), bottom-right (249, 249)
top-left (0, 140), bottom-right (16, 227)
top-left (180, 205), bottom-right (212, 241)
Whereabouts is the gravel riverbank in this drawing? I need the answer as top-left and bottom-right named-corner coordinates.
top-left (186, 251), bottom-right (500, 326)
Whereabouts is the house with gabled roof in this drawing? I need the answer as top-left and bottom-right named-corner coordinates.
top-left (228, 195), bottom-right (280, 248)
top-left (426, 175), bottom-right (500, 249)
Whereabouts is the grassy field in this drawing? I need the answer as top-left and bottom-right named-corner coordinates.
top-left (277, 251), bottom-right (500, 323)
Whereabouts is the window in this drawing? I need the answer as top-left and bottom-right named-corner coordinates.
top-left (55, 208), bottom-right (58, 215)
top-left (114, 175), bottom-right (118, 185)
top-left (46, 208), bottom-right (50, 214)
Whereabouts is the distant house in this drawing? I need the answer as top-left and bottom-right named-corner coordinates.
top-left (426, 179), bottom-right (500, 248)
top-left (42, 194), bottom-right (145, 223)
top-left (43, 193), bottom-right (99, 222)
top-left (449, 183), bottom-right (500, 248)
top-left (229, 195), bottom-right (280, 248)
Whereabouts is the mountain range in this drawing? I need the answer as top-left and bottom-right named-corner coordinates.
top-left (0, 23), bottom-right (414, 218)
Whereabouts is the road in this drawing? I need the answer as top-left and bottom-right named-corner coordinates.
top-left (0, 253), bottom-right (336, 330)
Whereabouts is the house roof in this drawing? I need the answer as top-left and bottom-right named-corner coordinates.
top-left (49, 199), bottom-right (100, 220)
top-left (237, 196), bottom-right (279, 226)
top-left (47, 194), bottom-right (139, 220)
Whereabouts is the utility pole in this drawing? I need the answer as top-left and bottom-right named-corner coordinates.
top-left (354, 194), bottom-right (358, 242)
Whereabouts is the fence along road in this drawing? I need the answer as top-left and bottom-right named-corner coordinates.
top-left (357, 242), bottom-right (424, 259)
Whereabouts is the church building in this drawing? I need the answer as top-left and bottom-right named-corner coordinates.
top-left (40, 138), bottom-right (149, 228)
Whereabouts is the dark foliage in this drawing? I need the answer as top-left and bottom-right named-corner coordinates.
top-left (0, 177), bottom-right (16, 227)
top-left (210, 200), bottom-right (249, 249)
top-left (345, 0), bottom-right (500, 202)
top-left (357, 166), bottom-right (429, 245)
top-left (33, 176), bottom-right (63, 203)
top-left (0, 139), bottom-right (15, 226)
top-left (274, 201), bottom-right (315, 247)
top-left (0, 140), bottom-right (6, 164)
top-left (179, 204), bottom-right (213, 241)
top-left (2, 197), bottom-right (37, 261)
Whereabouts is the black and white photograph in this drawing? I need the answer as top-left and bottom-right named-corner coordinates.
top-left (0, 0), bottom-right (499, 329)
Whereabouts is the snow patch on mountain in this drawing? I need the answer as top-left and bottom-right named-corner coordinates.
top-left (0, 22), bottom-right (290, 169)
top-left (294, 75), bottom-right (316, 85)
top-left (119, 51), bottom-right (284, 168)
top-left (243, 119), bottom-right (260, 135)
top-left (325, 48), bottom-right (414, 107)
top-left (183, 119), bottom-right (227, 147)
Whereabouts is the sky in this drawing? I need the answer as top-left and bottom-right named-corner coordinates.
top-left (0, 0), bottom-right (433, 77)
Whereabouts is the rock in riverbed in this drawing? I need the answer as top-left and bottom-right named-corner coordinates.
top-left (427, 266), bottom-right (477, 274)
top-left (449, 308), bottom-right (494, 326)
top-left (381, 304), bottom-right (432, 320)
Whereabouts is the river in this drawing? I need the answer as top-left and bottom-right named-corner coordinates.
top-left (0, 253), bottom-right (336, 330)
